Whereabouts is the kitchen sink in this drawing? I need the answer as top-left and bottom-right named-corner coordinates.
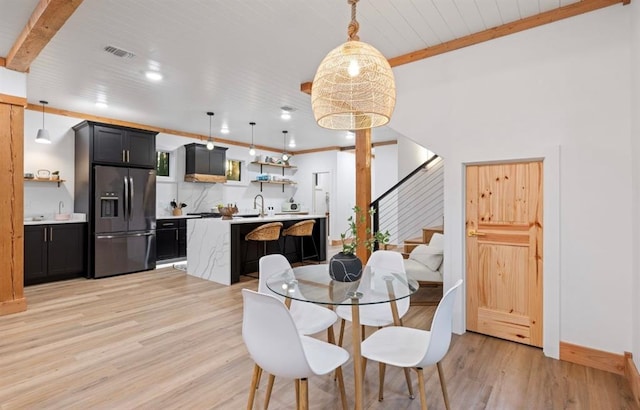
top-left (235, 214), bottom-right (260, 218)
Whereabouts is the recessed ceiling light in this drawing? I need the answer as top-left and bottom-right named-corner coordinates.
top-left (95, 101), bottom-right (108, 109)
top-left (145, 71), bottom-right (163, 81)
top-left (280, 106), bottom-right (294, 120)
top-left (220, 126), bottom-right (230, 134)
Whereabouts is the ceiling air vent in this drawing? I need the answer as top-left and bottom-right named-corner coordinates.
top-left (103, 45), bottom-right (135, 59)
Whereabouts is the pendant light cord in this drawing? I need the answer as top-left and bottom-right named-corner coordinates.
top-left (348, 0), bottom-right (359, 41)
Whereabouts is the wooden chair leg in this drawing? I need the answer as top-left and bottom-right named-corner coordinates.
top-left (264, 374), bottom-right (275, 410)
top-left (437, 362), bottom-right (451, 410)
top-left (416, 367), bottom-right (428, 410)
top-left (378, 362), bottom-right (386, 402)
top-left (335, 366), bottom-right (348, 410)
top-left (295, 379), bottom-right (300, 410)
top-left (404, 367), bottom-right (414, 399)
top-left (362, 357), bottom-right (368, 376)
top-left (338, 319), bottom-right (345, 346)
top-left (247, 364), bottom-right (262, 410)
top-left (361, 324), bottom-right (366, 341)
top-left (299, 378), bottom-right (309, 410)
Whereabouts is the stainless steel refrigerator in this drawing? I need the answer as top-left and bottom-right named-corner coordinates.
top-left (93, 165), bottom-right (156, 278)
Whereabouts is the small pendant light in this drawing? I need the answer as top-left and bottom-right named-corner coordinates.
top-left (206, 111), bottom-right (215, 150)
top-left (35, 100), bottom-right (51, 144)
top-left (281, 130), bottom-right (289, 162)
top-left (248, 122), bottom-right (256, 156)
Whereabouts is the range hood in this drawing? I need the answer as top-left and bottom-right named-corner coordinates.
top-left (184, 143), bottom-right (228, 183)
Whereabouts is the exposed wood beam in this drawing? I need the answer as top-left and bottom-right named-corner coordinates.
top-left (355, 128), bottom-right (372, 264)
top-left (0, 100), bottom-right (26, 316)
top-left (25, 104), bottom-right (338, 155)
top-left (6, 0), bottom-right (84, 72)
top-left (300, 0), bottom-right (627, 95)
top-left (0, 94), bottom-right (28, 107)
top-left (0, 57), bottom-right (6, 67)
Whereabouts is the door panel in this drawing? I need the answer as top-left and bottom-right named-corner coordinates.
top-left (24, 225), bottom-right (47, 283)
top-left (93, 125), bottom-right (125, 164)
top-left (128, 168), bottom-right (156, 232)
top-left (94, 233), bottom-right (156, 278)
top-left (48, 224), bottom-right (85, 276)
top-left (94, 166), bottom-right (128, 233)
top-left (466, 161), bottom-right (543, 347)
top-left (127, 130), bottom-right (155, 167)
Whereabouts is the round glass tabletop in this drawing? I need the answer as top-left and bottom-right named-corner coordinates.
top-left (265, 264), bottom-right (419, 306)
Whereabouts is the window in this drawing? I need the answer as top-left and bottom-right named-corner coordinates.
top-left (156, 151), bottom-right (170, 177)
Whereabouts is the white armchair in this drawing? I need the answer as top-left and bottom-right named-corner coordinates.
top-left (403, 233), bottom-right (444, 284)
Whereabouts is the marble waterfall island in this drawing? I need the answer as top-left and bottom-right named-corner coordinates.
top-left (187, 215), bottom-right (327, 285)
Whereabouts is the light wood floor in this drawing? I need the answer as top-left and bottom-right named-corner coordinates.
top-left (1, 268), bottom-right (636, 409)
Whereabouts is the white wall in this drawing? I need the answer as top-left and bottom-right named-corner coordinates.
top-left (0, 67), bottom-right (26, 97)
top-left (391, 5), bottom-right (632, 358)
top-left (396, 138), bottom-right (432, 180)
top-left (23, 111), bottom-right (78, 219)
top-left (631, 0), bottom-right (640, 369)
top-left (372, 144), bottom-right (398, 198)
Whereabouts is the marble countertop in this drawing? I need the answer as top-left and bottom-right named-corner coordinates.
top-left (24, 213), bottom-right (87, 225)
top-left (157, 215), bottom-right (202, 220)
top-left (188, 213), bottom-right (326, 225)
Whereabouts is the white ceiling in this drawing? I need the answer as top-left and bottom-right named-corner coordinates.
top-left (0, 0), bottom-right (580, 152)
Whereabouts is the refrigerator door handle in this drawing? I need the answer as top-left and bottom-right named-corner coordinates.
top-left (129, 176), bottom-right (134, 221)
top-left (96, 232), bottom-right (154, 239)
top-left (123, 175), bottom-right (129, 221)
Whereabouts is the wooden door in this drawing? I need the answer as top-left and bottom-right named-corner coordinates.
top-left (466, 161), bottom-right (543, 347)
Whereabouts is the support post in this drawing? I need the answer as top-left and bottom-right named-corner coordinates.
top-left (355, 128), bottom-right (372, 264)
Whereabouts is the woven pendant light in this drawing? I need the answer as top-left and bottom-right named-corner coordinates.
top-left (311, 0), bottom-right (395, 130)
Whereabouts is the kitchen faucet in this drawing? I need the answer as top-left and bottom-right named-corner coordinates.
top-left (253, 194), bottom-right (265, 217)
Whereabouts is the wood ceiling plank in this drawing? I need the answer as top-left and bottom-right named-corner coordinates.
top-left (388, 0), bottom-right (626, 67)
top-left (6, 0), bottom-right (84, 72)
top-left (300, 0), bottom-right (627, 95)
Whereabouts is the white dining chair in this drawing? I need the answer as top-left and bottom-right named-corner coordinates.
top-left (360, 279), bottom-right (463, 410)
top-left (242, 289), bottom-right (349, 410)
top-left (259, 254), bottom-right (338, 336)
top-left (334, 250), bottom-right (414, 395)
top-left (335, 250), bottom-right (411, 340)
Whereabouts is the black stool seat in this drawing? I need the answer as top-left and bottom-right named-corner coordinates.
top-left (243, 222), bottom-right (283, 275)
top-left (282, 220), bottom-right (318, 264)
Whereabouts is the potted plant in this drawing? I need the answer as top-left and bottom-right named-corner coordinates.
top-left (329, 206), bottom-right (390, 282)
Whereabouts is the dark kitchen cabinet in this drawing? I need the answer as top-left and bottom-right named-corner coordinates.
top-left (24, 223), bottom-right (87, 285)
top-left (184, 143), bottom-right (228, 182)
top-left (156, 218), bottom-right (188, 261)
top-left (74, 121), bottom-right (157, 169)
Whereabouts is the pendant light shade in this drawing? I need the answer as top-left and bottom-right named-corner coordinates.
top-left (35, 100), bottom-right (51, 144)
top-left (249, 122), bottom-right (256, 156)
top-left (281, 130), bottom-right (289, 162)
top-left (311, 0), bottom-right (395, 130)
top-left (206, 112), bottom-right (215, 150)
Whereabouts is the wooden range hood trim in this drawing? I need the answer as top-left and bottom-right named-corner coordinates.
top-left (184, 173), bottom-right (227, 183)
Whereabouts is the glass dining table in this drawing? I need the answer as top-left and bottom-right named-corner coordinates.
top-left (266, 263), bottom-right (419, 410)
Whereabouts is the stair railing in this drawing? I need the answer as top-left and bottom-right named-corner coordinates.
top-left (371, 155), bottom-right (443, 250)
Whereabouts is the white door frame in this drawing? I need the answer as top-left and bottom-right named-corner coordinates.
top-left (445, 145), bottom-right (560, 359)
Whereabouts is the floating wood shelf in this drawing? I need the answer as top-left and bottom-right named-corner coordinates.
top-left (24, 178), bottom-right (65, 187)
top-left (250, 161), bottom-right (296, 169)
top-left (251, 180), bottom-right (296, 192)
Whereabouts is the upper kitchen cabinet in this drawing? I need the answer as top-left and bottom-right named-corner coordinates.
top-left (73, 121), bottom-right (157, 169)
top-left (184, 143), bottom-right (228, 183)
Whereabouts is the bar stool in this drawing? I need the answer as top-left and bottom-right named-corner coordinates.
top-left (244, 222), bottom-right (283, 275)
top-left (282, 220), bottom-right (318, 265)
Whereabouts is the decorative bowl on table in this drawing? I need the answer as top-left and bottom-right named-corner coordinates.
top-left (217, 205), bottom-right (238, 220)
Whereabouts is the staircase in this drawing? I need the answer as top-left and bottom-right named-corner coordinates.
top-left (372, 155), bottom-right (444, 253)
top-left (402, 225), bottom-right (444, 255)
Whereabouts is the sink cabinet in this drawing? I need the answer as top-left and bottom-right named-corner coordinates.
top-left (24, 223), bottom-right (87, 285)
top-left (156, 218), bottom-right (187, 261)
